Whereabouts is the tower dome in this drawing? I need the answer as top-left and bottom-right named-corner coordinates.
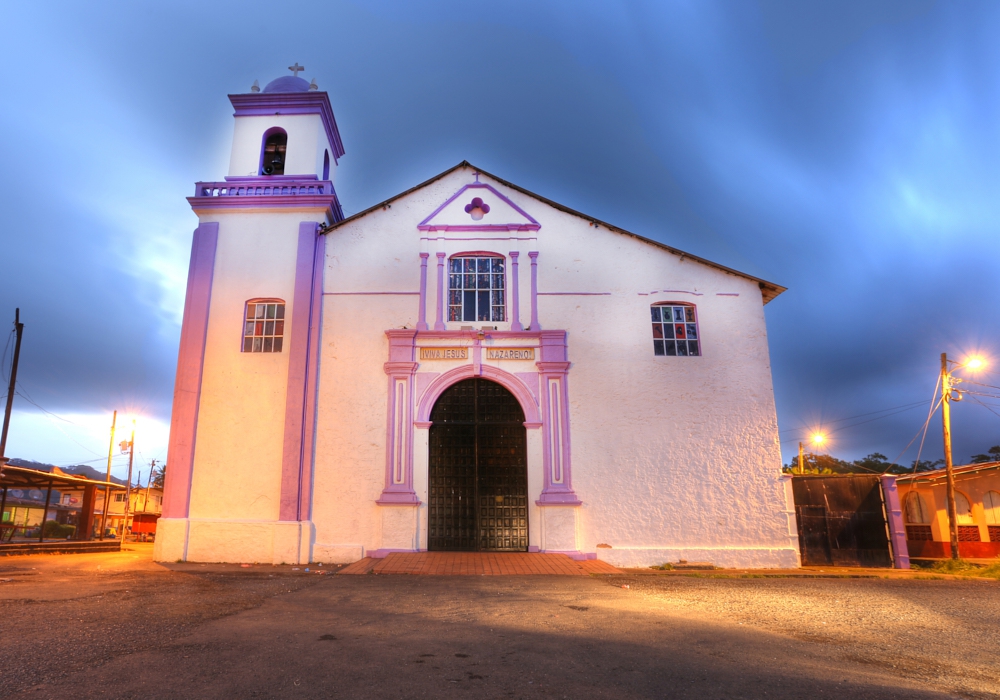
top-left (262, 75), bottom-right (310, 93)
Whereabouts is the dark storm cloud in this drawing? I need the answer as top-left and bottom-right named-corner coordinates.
top-left (1, 0), bottom-right (998, 465)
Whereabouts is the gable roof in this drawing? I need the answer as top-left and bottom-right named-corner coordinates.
top-left (321, 161), bottom-right (786, 303)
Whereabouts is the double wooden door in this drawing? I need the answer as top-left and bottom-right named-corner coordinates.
top-left (428, 378), bottom-right (528, 551)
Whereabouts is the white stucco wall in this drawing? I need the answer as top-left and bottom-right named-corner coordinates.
top-left (307, 167), bottom-right (798, 567)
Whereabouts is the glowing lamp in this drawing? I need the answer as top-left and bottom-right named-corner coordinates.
top-left (964, 356), bottom-right (986, 372)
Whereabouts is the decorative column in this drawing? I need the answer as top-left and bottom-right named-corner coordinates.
top-left (417, 253), bottom-right (429, 331)
top-left (378, 330), bottom-right (420, 505)
top-left (536, 331), bottom-right (580, 505)
top-left (528, 251), bottom-right (540, 331)
top-left (881, 475), bottom-right (910, 569)
top-left (509, 251), bottom-right (523, 331)
top-left (434, 252), bottom-right (447, 331)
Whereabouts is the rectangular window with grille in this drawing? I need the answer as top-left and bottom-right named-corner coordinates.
top-left (448, 257), bottom-right (505, 323)
top-left (243, 301), bottom-right (285, 353)
top-left (905, 525), bottom-right (933, 541)
top-left (651, 304), bottom-right (700, 356)
top-left (958, 525), bottom-right (981, 542)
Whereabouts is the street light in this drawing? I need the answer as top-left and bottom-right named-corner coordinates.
top-left (940, 353), bottom-right (987, 560)
top-left (798, 431), bottom-right (827, 474)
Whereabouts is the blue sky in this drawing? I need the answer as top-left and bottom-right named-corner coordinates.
top-left (1, 0), bottom-right (998, 482)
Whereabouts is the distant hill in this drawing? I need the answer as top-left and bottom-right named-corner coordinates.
top-left (6, 459), bottom-right (127, 485)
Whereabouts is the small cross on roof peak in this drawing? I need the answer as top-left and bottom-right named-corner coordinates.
top-left (288, 62), bottom-right (305, 77)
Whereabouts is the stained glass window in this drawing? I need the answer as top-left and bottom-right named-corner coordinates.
top-left (651, 304), bottom-right (700, 357)
top-left (243, 300), bottom-right (285, 353)
top-left (448, 256), bottom-right (506, 323)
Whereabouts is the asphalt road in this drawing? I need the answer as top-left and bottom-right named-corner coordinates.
top-left (1, 547), bottom-right (997, 699)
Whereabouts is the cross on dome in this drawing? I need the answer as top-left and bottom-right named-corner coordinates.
top-left (288, 62), bottom-right (305, 77)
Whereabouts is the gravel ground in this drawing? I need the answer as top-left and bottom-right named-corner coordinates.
top-left (604, 574), bottom-right (1000, 698)
top-left (1, 549), bottom-right (998, 699)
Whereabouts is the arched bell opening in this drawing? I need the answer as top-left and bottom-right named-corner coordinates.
top-left (428, 377), bottom-right (528, 551)
top-left (259, 128), bottom-right (288, 175)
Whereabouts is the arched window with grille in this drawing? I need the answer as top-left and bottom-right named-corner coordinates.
top-left (260, 128), bottom-right (287, 175)
top-left (651, 303), bottom-right (700, 356)
top-left (985, 491), bottom-right (1000, 542)
top-left (448, 255), bottom-right (506, 323)
top-left (243, 299), bottom-right (285, 352)
top-left (904, 492), bottom-right (933, 542)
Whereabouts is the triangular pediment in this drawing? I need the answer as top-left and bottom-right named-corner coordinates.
top-left (418, 182), bottom-right (539, 232)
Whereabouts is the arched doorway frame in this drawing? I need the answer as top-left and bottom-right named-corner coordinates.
top-left (375, 329), bottom-right (582, 556)
top-left (416, 365), bottom-right (541, 426)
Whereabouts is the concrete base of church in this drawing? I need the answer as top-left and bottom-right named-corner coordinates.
top-left (153, 518), bottom-right (314, 565)
top-left (596, 546), bottom-right (801, 569)
top-left (312, 544), bottom-right (365, 563)
top-left (538, 505), bottom-right (579, 553)
top-left (380, 505), bottom-right (420, 551)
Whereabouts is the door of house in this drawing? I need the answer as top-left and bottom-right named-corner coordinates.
top-left (428, 378), bottom-right (528, 551)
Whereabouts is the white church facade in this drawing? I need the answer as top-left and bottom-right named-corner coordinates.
top-left (154, 72), bottom-right (800, 568)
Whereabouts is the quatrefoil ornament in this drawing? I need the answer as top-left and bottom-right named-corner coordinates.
top-left (464, 197), bottom-right (490, 221)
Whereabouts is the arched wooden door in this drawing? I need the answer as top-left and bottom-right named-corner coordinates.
top-left (428, 378), bottom-right (528, 551)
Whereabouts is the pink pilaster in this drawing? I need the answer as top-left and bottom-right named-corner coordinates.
top-left (378, 330), bottom-right (420, 504)
top-left (536, 331), bottom-right (580, 505)
top-left (509, 251), bottom-right (523, 331)
top-left (434, 252), bottom-right (446, 331)
top-left (528, 251), bottom-right (540, 331)
top-left (880, 475), bottom-right (910, 569)
top-left (279, 222), bottom-right (323, 522)
top-left (417, 253), bottom-right (429, 331)
top-left (162, 223), bottom-right (218, 519)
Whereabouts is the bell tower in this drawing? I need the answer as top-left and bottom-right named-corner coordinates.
top-left (155, 67), bottom-right (345, 565)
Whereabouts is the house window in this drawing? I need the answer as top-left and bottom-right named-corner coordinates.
top-left (955, 491), bottom-right (974, 524)
top-left (114, 493), bottom-right (126, 503)
top-left (260, 129), bottom-right (287, 175)
top-left (243, 300), bottom-right (285, 353)
top-left (984, 491), bottom-right (1000, 525)
top-left (651, 304), bottom-right (700, 356)
top-left (904, 492), bottom-right (930, 524)
top-left (449, 256), bottom-right (505, 322)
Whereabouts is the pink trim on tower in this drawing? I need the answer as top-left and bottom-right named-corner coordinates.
top-left (279, 222), bottom-right (325, 522)
top-left (509, 251), bottom-right (523, 331)
top-left (162, 223), bottom-right (218, 519)
top-left (528, 252), bottom-right (540, 331)
top-left (433, 252), bottom-right (446, 331)
top-left (417, 253), bottom-right (429, 331)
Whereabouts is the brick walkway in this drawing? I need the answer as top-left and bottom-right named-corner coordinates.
top-left (338, 552), bottom-right (621, 575)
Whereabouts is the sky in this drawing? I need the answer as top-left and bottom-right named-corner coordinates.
top-left (1, 0), bottom-right (999, 482)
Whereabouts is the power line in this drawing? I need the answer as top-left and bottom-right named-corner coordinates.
top-left (779, 399), bottom-right (929, 434)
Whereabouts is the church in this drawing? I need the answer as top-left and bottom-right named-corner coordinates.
top-left (153, 69), bottom-right (800, 569)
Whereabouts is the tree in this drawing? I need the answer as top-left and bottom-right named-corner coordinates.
top-left (151, 463), bottom-right (166, 489)
top-left (852, 453), bottom-right (902, 474)
top-left (970, 446), bottom-right (1000, 464)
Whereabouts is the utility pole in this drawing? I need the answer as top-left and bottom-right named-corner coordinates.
top-left (99, 410), bottom-right (117, 540)
top-left (941, 353), bottom-right (960, 560)
top-left (143, 460), bottom-right (155, 513)
top-left (0, 308), bottom-right (25, 476)
top-left (798, 441), bottom-right (805, 475)
top-left (121, 422), bottom-right (135, 541)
